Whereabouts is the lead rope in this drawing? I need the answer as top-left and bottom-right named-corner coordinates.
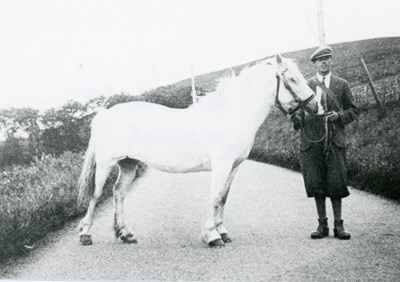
top-left (323, 117), bottom-right (336, 166)
top-left (299, 116), bottom-right (327, 143)
top-left (299, 115), bottom-right (336, 166)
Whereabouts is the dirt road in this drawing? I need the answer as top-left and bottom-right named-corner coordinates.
top-left (1, 160), bottom-right (399, 281)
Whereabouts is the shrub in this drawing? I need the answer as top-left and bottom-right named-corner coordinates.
top-left (0, 152), bottom-right (83, 261)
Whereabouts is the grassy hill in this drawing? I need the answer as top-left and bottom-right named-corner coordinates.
top-left (169, 37), bottom-right (400, 93)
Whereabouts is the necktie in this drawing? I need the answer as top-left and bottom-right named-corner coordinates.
top-left (321, 76), bottom-right (327, 111)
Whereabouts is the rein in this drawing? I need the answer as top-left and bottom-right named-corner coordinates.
top-left (274, 73), bottom-right (315, 117)
top-left (299, 111), bottom-right (337, 166)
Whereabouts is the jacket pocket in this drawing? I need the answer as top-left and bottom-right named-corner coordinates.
top-left (331, 128), bottom-right (346, 149)
top-left (300, 135), bottom-right (312, 152)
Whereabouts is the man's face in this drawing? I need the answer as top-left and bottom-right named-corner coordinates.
top-left (315, 56), bottom-right (332, 75)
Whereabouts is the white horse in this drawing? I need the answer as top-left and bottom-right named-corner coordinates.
top-left (77, 54), bottom-right (317, 247)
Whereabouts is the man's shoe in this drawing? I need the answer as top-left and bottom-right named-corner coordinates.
top-left (311, 218), bottom-right (329, 239)
top-left (334, 220), bottom-right (351, 240)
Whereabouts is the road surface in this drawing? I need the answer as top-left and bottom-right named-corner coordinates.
top-left (1, 160), bottom-right (399, 281)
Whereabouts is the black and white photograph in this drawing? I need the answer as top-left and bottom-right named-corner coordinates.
top-left (0, 0), bottom-right (399, 281)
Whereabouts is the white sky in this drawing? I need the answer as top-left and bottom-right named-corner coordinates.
top-left (0, 0), bottom-right (399, 111)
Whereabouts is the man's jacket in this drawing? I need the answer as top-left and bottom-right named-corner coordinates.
top-left (294, 75), bottom-right (358, 152)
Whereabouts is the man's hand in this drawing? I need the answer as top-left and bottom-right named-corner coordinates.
top-left (290, 111), bottom-right (304, 130)
top-left (325, 111), bottom-right (339, 122)
top-left (290, 113), bottom-right (302, 124)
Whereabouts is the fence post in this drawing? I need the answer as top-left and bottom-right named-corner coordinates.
top-left (360, 58), bottom-right (386, 117)
top-left (191, 64), bottom-right (197, 104)
top-left (384, 84), bottom-right (387, 104)
top-left (391, 81), bottom-right (395, 102)
top-left (397, 75), bottom-right (400, 101)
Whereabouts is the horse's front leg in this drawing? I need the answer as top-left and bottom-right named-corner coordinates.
top-left (202, 160), bottom-right (235, 247)
top-left (216, 164), bottom-right (240, 244)
top-left (113, 159), bottom-right (139, 244)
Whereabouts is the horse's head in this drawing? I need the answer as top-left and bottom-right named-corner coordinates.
top-left (273, 54), bottom-right (318, 117)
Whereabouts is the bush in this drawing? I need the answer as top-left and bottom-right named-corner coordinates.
top-left (0, 137), bottom-right (35, 168)
top-left (0, 152), bottom-right (83, 261)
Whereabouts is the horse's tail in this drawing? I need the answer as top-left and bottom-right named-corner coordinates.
top-left (77, 140), bottom-right (96, 208)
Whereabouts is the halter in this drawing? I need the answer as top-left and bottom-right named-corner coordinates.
top-left (274, 69), bottom-right (315, 117)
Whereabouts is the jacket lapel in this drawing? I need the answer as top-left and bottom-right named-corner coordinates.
top-left (309, 76), bottom-right (319, 92)
top-left (326, 76), bottom-right (342, 111)
top-left (329, 75), bottom-right (339, 93)
top-left (310, 75), bottom-right (341, 111)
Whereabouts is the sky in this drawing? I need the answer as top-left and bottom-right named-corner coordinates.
top-left (0, 0), bottom-right (399, 111)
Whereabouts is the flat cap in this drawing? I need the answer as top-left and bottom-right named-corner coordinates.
top-left (310, 45), bottom-right (333, 62)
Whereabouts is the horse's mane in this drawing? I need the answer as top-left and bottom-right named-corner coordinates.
top-left (190, 56), bottom-right (303, 113)
top-left (193, 59), bottom-right (276, 109)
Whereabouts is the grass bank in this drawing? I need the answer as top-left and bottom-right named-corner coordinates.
top-left (0, 152), bottom-right (145, 263)
top-left (250, 102), bottom-right (400, 201)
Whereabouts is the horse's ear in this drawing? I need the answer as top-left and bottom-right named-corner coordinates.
top-left (275, 54), bottom-right (283, 66)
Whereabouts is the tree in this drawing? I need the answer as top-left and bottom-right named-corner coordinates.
top-left (0, 108), bottom-right (41, 163)
top-left (141, 85), bottom-right (193, 108)
top-left (0, 108), bottom-right (40, 139)
top-left (40, 101), bottom-right (88, 155)
top-left (0, 137), bottom-right (34, 167)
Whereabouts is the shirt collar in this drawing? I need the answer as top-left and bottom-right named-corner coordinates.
top-left (317, 72), bottom-right (332, 82)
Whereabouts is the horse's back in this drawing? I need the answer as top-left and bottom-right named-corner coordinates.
top-left (90, 101), bottom-right (213, 172)
top-left (106, 101), bottom-right (181, 118)
top-left (92, 101), bottom-right (188, 130)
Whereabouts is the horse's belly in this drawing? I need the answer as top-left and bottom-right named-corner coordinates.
top-left (145, 159), bottom-right (212, 173)
top-left (128, 145), bottom-right (212, 173)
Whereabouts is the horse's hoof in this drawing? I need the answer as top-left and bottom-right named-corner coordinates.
top-left (80, 234), bottom-right (93, 245)
top-left (208, 238), bottom-right (225, 247)
top-left (121, 233), bottom-right (138, 244)
top-left (221, 233), bottom-right (232, 243)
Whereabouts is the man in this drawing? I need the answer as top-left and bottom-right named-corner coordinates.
top-left (291, 46), bottom-right (358, 240)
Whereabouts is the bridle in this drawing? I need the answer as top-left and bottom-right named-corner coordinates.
top-left (273, 64), bottom-right (337, 165)
top-left (274, 69), bottom-right (315, 117)
top-left (275, 68), bottom-right (336, 164)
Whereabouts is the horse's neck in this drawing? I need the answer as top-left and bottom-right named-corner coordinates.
top-left (221, 69), bottom-right (276, 133)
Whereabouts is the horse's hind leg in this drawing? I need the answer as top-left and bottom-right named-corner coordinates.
top-left (79, 161), bottom-right (113, 245)
top-left (113, 158), bottom-right (139, 244)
